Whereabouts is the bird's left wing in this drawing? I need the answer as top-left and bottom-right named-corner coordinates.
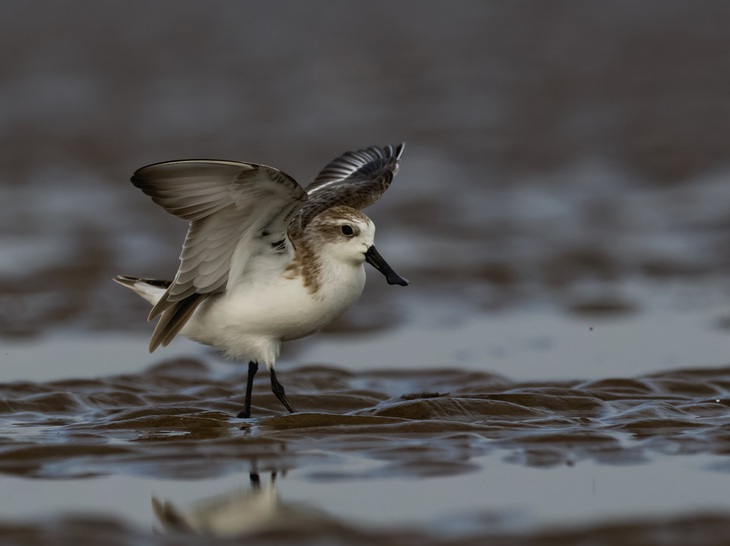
top-left (289, 143), bottom-right (404, 236)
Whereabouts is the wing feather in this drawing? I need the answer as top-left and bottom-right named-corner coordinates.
top-left (290, 143), bottom-right (404, 236)
top-left (130, 159), bottom-right (307, 350)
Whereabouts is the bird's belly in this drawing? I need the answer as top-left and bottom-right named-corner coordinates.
top-left (264, 282), bottom-right (363, 341)
top-left (184, 273), bottom-right (365, 357)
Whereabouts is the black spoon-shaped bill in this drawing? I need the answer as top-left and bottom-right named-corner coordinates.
top-left (364, 245), bottom-right (409, 286)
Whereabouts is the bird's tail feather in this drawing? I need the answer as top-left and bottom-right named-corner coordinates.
top-left (113, 275), bottom-right (170, 306)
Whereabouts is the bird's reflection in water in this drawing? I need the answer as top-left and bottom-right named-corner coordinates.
top-left (152, 472), bottom-right (337, 537)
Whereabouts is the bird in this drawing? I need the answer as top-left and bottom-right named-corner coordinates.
top-left (114, 143), bottom-right (408, 418)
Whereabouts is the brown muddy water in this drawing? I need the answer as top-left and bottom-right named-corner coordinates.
top-left (3, 2), bottom-right (730, 545)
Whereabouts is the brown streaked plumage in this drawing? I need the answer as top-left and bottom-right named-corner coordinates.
top-left (285, 207), bottom-right (370, 294)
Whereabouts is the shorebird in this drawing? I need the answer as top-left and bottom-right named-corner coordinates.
top-left (115, 144), bottom-right (408, 418)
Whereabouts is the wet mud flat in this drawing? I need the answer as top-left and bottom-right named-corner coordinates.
top-left (3, 354), bottom-right (730, 545)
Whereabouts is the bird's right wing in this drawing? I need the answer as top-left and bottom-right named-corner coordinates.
top-left (130, 159), bottom-right (307, 350)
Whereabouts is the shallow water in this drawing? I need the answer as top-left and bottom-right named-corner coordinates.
top-left (3, 1), bottom-right (730, 545)
top-left (4, 326), bottom-right (730, 544)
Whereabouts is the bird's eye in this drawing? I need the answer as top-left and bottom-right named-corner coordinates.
top-left (340, 224), bottom-right (354, 236)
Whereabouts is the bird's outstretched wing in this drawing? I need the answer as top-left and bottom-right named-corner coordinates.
top-left (289, 143), bottom-right (404, 236)
top-left (130, 159), bottom-right (307, 351)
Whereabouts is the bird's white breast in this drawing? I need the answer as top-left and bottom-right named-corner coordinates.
top-left (181, 259), bottom-right (367, 365)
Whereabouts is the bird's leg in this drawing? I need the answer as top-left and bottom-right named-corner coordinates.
top-left (270, 368), bottom-right (296, 413)
top-left (237, 361), bottom-right (259, 418)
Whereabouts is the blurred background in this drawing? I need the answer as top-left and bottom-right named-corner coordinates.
top-left (1, 0), bottom-right (730, 345)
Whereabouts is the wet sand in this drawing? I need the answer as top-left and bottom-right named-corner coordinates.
top-left (3, 332), bottom-right (730, 544)
top-left (3, 1), bottom-right (730, 544)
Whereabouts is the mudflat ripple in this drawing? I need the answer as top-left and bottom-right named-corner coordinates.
top-left (2, 359), bottom-right (730, 545)
top-left (2, 358), bottom-right (730, 479)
